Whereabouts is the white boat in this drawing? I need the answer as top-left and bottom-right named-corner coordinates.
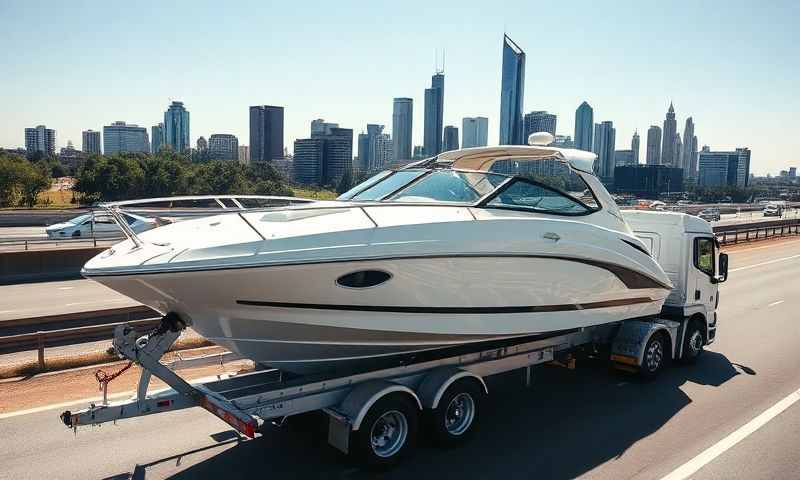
top-left (83, 136), bottom-right (673, 374)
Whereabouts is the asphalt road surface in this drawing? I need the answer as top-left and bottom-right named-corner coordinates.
top-left (2, 238), bottom-right (800, 479)
top-left (0, 279), bottom-right (139, 321)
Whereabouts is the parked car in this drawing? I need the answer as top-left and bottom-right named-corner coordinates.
top-left (697, 208), bottom-right (721, 222)
top-left (45, 212), bottom-right (161, 239)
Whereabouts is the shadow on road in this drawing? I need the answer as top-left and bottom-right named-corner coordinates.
top-left (149, 352), bottom-right (744, 480)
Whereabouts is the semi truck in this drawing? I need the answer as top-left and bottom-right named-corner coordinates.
top-left (60, 211), bottom-right (728, 468)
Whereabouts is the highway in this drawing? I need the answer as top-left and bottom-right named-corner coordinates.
top-left (0, 279), bottom-right (139, 321)
top-left (2, 238), bottom-right (800, 479)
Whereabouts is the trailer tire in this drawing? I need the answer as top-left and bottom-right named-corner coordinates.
top-left (680, 320), bottom-right (705, 365)
top-left (428, 379), bottom-right (484, 447)
top-left (351, 394), bottom-right (418, 469)
top-left (639, 332), bottom-right (668, 381)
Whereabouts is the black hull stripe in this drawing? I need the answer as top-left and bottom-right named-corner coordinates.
top-left (84, 253), bottom-right (671, 290)
top-left (236, 297), bottom-right (655, 314)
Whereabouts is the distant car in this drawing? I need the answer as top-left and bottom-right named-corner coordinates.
top-left (763, 204), bottom-right (783, 217)
top-left (45, 212), bottom-right (160, 239)
top-left (697, 208), bottom-right (721, 222)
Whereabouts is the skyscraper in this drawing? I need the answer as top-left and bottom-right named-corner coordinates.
top-left (423, 73), bottom-right (444, 156)
top-left (499, 35), bottom-right (525, 145)
top-left (592, 121), bottom-right (616, 183)
top-left (150, 123), bottom-right (164, 154)
top-left (631, 130), bottom-right (640, 164)
top-left (103, 121), bottom-right (149, 154)
top-left (674, 133), bottom-right (683, 170)
top-left (24, 125), bottom-right (56, 156)
top-left (356, 124), bottom-right (384, 172)
top-left (250, 105), bottom-right (284, 162)
top-left (392, 98), bottom-right (413, 163)
top-left (293, 138), bottom-right (325, 185)
top-left (164, 101), bottom-right (190, 152)
top-left (238, 145), bottom-right (250, 165)
top-left (82, 130), bottom-right (101, 154)
top-left (574, 101), bottom-right (593, 152)
top-left (443, 126), bottom-right (459, 152)
top-left (689, 135), bottom-right (698, 177)
top-left (661, 102), bottom-right (677, 166)
top-left (208, 134), bottom-right (239, 160)
top-left (523, 111), bottom-right (557, 139)
top-left (197, 136), bottom-right (207, 151)
top-left (646, 126), bottom-right (662, 165)
top-left (682, 117), bottom-right (695, 176)
top-left (321, 128), bottom-right (353, 186)
top-left (461, 117), bottom-right (488, 148)
top-left (310, 119), bottom-right (339, 137)
top-left (698, 147), bottom-right (751, 187)
top-left (371, 133), bottom-right (392, 170)
top-left (356, 133), bottom-right (369, 172)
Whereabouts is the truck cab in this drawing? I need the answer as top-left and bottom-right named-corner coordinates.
top-left (622, 210), bottom-right (728, 351)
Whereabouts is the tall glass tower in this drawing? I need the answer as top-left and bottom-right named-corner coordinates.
top-left (164, 101), bottom-right (190, 152)
top-left (392, 98), bottom-right (413, 162)
top-left (574, 101), bottom-right (594, 151)
top-left (499, 35), bottom-right (525, 145)
top-left (423, 73), bottom-right (444, 156)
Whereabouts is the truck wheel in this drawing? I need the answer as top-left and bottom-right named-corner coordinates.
top-left (428, 379), bottom-right (484, 447)
top-left (639, 332), bottom-right (667, 381)
top-left (351, 394), bottom-right (418, 468)
top-left (680, 322), bottom-right (704, 365)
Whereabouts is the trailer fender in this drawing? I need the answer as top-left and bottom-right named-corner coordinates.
top-left (417, 367), bottom-right (488, 409)
top-left (337, 380), bottom-right (422, 431)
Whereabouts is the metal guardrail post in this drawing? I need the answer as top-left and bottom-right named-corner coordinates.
top-left (37, 332), bottom-right (45, 370)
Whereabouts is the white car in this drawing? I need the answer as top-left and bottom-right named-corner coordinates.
top-left (45, 212), bottom-right (160, 239)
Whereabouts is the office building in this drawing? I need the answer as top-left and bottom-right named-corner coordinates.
top-left (294, 128), bottom-right (353, 186)
top-left (523, 111), bottom-right (557, 139)
top-left (371, 133), bottom-right (392, 170)
top-left (688, 135), bottom-right (698, 177)
top-left (592, 121), bottom-right (616, 183)
top-left (392, 98), bottom-right (413, 162)
top-left (698, 148), bottom-right (751, 187)
top-left (443, 126), bottom-right (459, 152)
top-left (499, 35), bottom-right (525, 145)
top-left (24, 125), bottom-right (56, 156)
top-left (614, 165), bottom-right (684, 198)
top-left (250, 105), bottom-right (284, 162)
top-left (238, 145), bottom-right (250, 165)
top-left (631, 130), bottom-right (640, 164)
top-left (675, 133), bottom-right (682, 170)
top-left (103, 121), bottom-right (149, 154)
top-left (164, 101), bottom-right (190, 152)
top-left (356, 124), bottom-right (385, 172)
top-left (59, 141), bottom-right (86, 171)
top-left (208, 134), bottom-right (239, 161)
top-left (82, 130), bottom-right (101, 155)
top-left (646, 125), bottom-right (662, 165)
top-left (150, 123), bottom-right (164, 154)
top-left (461, 117), bottom-right (488, 148)
top-left (413, 146), bottom-right (425, 160)
top-left (790, 167), bottom-right (797, 179)
top-left (552, 135), bottom-right (574, 148)
top-left (423, 73), bottom-right (444, 155)
top-left (197, 136), bottom-right (207, 151)
top-left (311, 119), bottom-right (339, 137)
top-left (661, 102), bottom-right (677, 166)
top-left (614, 150), bottom-right (637, 167)
top-left (574, 101), bottom-right (593, 151)
top-left (681, 117), bottom-right (695, 174)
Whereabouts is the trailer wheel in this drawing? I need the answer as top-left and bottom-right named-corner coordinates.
top-left (352, 394), bottom-right (418, 468)
top-left (680, 321), bottom-right (705, 365)
top-left (428, 379), bottom-right (484, 447)
top-left (639, 332), bottom-right (667, 380)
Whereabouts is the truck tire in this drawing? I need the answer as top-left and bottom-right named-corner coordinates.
top-left (428, 379), bottom-right (484, 447)
top-left (680, 321), bottom-right (705, 365)
top-left (639, 332), bottom-right (668, 381)
top-left (351, 394), bottom-right (418, 469)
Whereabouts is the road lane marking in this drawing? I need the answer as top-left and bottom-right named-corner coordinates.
top-left (729, 253), bottom-right (800, 273)
top-left (768, 300), bottom-right (785, 307)
top-left (660, 387), bottom-right (800, 480)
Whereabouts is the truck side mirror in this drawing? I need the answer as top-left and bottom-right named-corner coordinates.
top-left (717, 253), bottom-right (729, 283)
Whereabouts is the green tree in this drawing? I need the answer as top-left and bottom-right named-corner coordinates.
top-left (19, 164), bottom-right (51, 207)
top-left (336, 169), bottom-right (353, 194)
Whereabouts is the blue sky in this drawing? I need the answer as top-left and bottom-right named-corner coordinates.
top-left (1, 0), bottom-right (797, 174)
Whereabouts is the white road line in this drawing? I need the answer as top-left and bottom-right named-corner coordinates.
top-left (660, 387), bottom-right (800, 480)
top-left (729, 253), bottom-right (800, 273)
top-left (768, 300), bottom-right (785, 307)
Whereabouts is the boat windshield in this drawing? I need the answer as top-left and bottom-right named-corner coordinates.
top-left (387, 170), bottom-right (507, 203)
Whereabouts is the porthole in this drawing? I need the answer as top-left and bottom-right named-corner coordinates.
top-left (336, 270), bottom-right (392, 289)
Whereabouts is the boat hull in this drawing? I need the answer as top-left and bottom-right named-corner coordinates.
top-left (91, 255), bottom-right (668, 374)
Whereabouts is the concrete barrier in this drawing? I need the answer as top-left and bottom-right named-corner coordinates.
top-left (0, 247), bottom-right (105, 284)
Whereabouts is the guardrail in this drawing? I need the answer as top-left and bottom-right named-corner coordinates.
top-left (0, 317), bottom-right (161, 370)
top-left (0, 236), bottom-right (121, 252)
top-left (714, 219), bottom-right (800, 245)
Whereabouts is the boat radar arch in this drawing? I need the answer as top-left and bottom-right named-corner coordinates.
top-left (528, 132), bottom-right (554, 146)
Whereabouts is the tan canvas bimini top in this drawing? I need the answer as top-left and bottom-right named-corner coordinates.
top-left (437, 146), bottom-right (597, 174)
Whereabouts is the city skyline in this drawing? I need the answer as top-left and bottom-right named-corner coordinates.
top-left (1, 1), bottom-right (797, 174)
